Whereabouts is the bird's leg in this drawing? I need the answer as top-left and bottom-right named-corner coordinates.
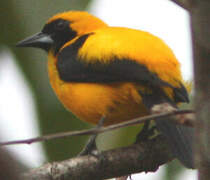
top-left (78, 116), bottom-right (105, 156)
top-left (135, 121), bottom-right (156, 143)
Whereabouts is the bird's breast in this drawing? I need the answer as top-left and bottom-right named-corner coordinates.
top-left (48, 53), bottom-right (148, 125)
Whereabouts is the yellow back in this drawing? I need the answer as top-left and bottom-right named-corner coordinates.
top-left (78, 27), bottom-right (182, 88)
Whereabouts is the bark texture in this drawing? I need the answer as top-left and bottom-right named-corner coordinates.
top-left (22, 135), bottom-right (173, 180)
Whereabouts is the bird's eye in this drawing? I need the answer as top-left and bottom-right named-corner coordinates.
top-left (55, 21), bottom-right (66, 30)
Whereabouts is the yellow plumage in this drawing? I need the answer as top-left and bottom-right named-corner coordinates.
top-left (48, 52), bottom-right (146, 125)
top-left (47, 13), bottom-right (183, 125)
top-left (17, 11), bottom-right (194, 168)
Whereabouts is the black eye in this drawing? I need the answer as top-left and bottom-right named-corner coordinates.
top-left (54, 21), bottom-right (66, 30)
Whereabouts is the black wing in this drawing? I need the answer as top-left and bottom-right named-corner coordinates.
top-left (57, 34), bottom-right (189, 103)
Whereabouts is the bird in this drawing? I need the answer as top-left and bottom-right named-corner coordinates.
top-left (17, 11), bottom-right (194, 168)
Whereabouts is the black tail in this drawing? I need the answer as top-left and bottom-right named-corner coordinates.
top-left (138, 88), bottom-right (194, 168)
top-left (156, 120), bottom-right (194, 168)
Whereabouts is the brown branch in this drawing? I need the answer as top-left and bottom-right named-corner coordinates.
top-left (22, 135), bottom-right (173, 180)
top-left (0, 103), bottom-right (195, 146)
top-left (17, 103), bottom-right (195, 179)
top-left (151, 103), bottom-right (195, 127)
top-left (190, 1), bottom-right (210, 179)
top-left (169, 0), bottom-right (195, 11)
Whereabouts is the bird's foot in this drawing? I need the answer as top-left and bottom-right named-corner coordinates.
top-left (78, 116), bottom-right (105, 157)
top-left (135, 121), bottom-right (156, 143)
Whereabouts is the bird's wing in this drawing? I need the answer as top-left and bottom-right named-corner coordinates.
top-left (57, 34), bottom-right (189, 103)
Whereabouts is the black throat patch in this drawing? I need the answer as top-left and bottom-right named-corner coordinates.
top-left (42, 19), bottom-right (77, 55)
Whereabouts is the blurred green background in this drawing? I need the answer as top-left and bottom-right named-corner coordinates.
top-left (0, 0), bottom-right (193, 179)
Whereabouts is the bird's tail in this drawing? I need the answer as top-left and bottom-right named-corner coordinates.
top-left (156, 120), bottom-right (194, 168)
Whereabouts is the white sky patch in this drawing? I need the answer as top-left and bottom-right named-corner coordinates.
top-left (0, 49), bottom-right (45, 167)
top-left (131, 165), bottom-right (165, 180)
top-left (89, 0), bottom-right (193, 81)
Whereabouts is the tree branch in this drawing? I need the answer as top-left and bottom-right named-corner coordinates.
top-left (0, 103), bottom-right (195, 146)
top-left (190, 1), bottom-right (210, 179)
top-left (169, 0), bottom-right (195, 11)
top-left (18, 103), bottom-right (194, 180)
top-left (0, 103), bottom-right (194, 179)
top-left (22, 135), bottom-right (173, 180)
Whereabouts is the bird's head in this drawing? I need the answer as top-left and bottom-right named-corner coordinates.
top-left (16, 11), bottom-right (107, 53)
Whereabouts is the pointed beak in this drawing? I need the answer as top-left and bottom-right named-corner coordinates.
top-left (16, 32), bottom-right (53, 51)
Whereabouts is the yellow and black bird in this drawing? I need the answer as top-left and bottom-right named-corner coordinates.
top-left (17, 11), bottom-right (194, 168)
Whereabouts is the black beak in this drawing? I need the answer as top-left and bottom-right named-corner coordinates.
top-left (16, 32), bottom-right (53, 51)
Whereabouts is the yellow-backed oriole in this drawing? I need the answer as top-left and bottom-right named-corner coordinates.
top-left (17, 11), bottom-right (194, 168)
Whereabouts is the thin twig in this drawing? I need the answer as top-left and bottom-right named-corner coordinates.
top-left (0, 104), bottom-right (195, 146)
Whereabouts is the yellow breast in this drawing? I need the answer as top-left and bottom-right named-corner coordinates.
top-left (48, 52), bottom-right (148, 125)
